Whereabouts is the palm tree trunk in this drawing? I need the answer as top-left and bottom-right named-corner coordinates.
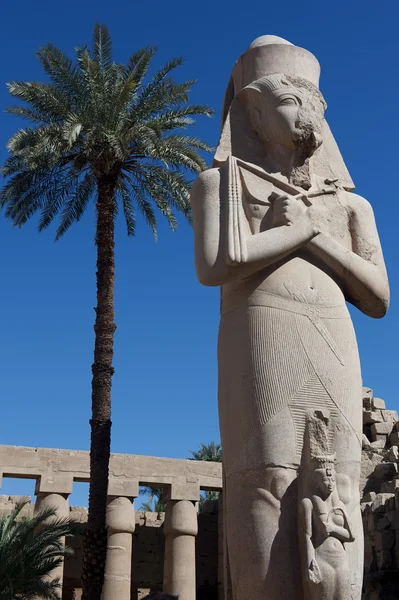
top-left (82, 174), bottom-right (117, 600)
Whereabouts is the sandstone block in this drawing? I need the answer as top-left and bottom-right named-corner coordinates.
top-left (381, 479), bottom-right (399, 493)
top-left (375, 529), bottom-right (395, 550)
top-left (370, 439), bottom-right (386, 449)
top-left (367, 512), bottom-right (374, 533)
top-left (382, 409), bottom-right (399, 423)
top-left (376, 515), bottom-right (390, 530)
top-left (389, 446), bottom-right (399, 462)
top-left (362, 434), bottom-right (372, 448)
top-left (371, 422), bottom-right (394, 436)
top-left (363, 491), bottom-right (376, 503)
top-left (363, 387), bottom-right (374, 410)
top-left (363, 411), bottom-right (383, 425)
top-left (387, 511), bottom-right (399, 529)
top-left (376, 549), bottom-right (393, 569)
top-left (373, 463), bottom-right (397, 479)
top-left (373, 397), bottom-right (386, 410)
top-left (372, 493), bottom-right (395, 513)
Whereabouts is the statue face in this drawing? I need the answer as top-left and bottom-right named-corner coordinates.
top-left (248, 83), bottom-right (325, 157)
top-left (314, 467), bottom-right (335, 495)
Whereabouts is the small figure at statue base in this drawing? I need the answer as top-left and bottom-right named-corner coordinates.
top-left (192, 34), bottom-right (389, 600)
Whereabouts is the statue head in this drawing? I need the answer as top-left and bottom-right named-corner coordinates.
top-left (214, 35), bottom-right (354, 191)
top-left (311, 455), bottom-right (336, 496)
top-left (242, 73), bottom-right (326, 158)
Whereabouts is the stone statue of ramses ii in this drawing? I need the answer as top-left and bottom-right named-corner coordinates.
top-left (191, 35), bottom-right (389, 600)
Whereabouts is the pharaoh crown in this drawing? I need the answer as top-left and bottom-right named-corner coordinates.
top-left (311, 454), bottom-right (336, 470)
top-left (231, 35), bottom-right (321, 96)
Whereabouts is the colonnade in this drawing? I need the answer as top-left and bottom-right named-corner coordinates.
top-left (0, 445), bottom-right (223, 600)
top-left (34, 486), bottom-right (202, 600)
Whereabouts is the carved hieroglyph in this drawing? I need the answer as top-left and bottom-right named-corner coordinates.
top-left (191, 36), bottom-right (389, 599)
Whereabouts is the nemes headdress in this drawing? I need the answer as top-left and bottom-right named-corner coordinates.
top-left (214, 35), bottom-right (354, 190)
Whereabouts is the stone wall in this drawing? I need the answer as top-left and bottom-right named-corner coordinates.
top-left (0, 496), bottom-right (219, 600)
top-left (361, 387), bottom-right (399, 599)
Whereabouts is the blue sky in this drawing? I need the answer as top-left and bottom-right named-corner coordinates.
top-left (0, 0), bottom-right (398, 506)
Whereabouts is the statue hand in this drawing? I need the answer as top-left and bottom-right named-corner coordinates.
top-left (307, 558), bottom-right (322, 584)
top-left (272, 195), bottom-right (320, 237)
top-left (324, 522), bottom-right (333, 535)
top-left (272, 194), bottom-right (307, 227)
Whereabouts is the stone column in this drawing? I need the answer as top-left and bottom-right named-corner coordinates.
top-left (102, 495), bottom-right (136, 600)
top-left (163, 499), bottom-right (198, 600)
top-left (34, 491), bottom-right (70, 586)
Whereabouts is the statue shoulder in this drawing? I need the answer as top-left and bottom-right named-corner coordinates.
top-left (342, 190), bottom-right (376, 219)
top-left (300, 497), bottom-right (313, 513)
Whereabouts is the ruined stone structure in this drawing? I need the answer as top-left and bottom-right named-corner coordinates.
top-left (0, 496), bottom-right (220, 600)
top-left (191, 35), bottom-right (389, 600)
top-left (361, 388), bottom-right (399, 599)
top-left (1, 392), bottom-right (399, 600)
top-left (0, 445), bottom-right (222, 600)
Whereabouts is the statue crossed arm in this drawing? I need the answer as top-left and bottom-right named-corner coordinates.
top-left (191, 168), bottom-right (389, 318)
top-left (192, 34), bottom-right (389, 600)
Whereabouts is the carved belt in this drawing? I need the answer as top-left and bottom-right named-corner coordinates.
top-left (221, 289), bottom-right (349, 319)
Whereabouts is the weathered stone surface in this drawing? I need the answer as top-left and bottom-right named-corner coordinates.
top-left (363, 491), bottom-right (377, 503)
top-left (382, 409), bottom-right (398, 422)
top-left (376, 549), bottom-right (393, 569)
top-left (376, 515), bottom-right (390, 530)
top-left (375, 529), bottom-right (395, 550)
top-left (363, 410), bottom-right (383, 425)
top-left (0, 445), bottom-right (222, 499)
top-left (373, 397), bottom-right (386, 410)
top-left (363, 387), bottom-right (374, 411)
top-left (191, 33), bottom-right (388, 600)
top-left (102, 497), bottom-right (135, 600)
top-left (373, 462), bottom-right (397, 479)
top-left (389, 446), bottom-right (399, 462)
top-left (371, 421), bottom-right (394, 437)
top-left (370, 439), bottom-right (386, 449)
top-left (381, 479), bottom-right (399, 494)
top-left (372, 493), bottom-right (395, 513)
top-left (387, 511), bottom-right (399, 529)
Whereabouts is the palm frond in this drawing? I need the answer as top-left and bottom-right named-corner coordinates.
top-left (2, 23), bottom-right (213, 240)
top-left (92, 23), bottom-right (113, 70)
top-left (55, 172), bottom-right (96, 239)
top-left (7, 81), bottom-right (69, 123)
top-left (124, 172), bottom-right (158, 239)
top-left (189, 441), bottom-right (223, 462)
top-left (125, 46), bottom-right (157, 85)
top-left (0, 499), bottom-right (80, 600)
top-left (117, 178), bottom-right (136, 236)
top-left (36, 43), bottom-right (84, 100)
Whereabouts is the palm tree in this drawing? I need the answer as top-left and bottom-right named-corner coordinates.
top-left (138, 486), bottom-right (166, 513)
top-left (189, 442), bottom-right (222, 507)
top-left (189, 441), bottom-right (222, 462)
top-left (1, 24), bottom-right (213, 600)
top-left (0, 499), bottom-right (79, 600)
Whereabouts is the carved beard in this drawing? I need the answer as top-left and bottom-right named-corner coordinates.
top-left (290, 106), bottom-right (323, 190)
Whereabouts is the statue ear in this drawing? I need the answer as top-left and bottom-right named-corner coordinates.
top-left (238, 87), bottom-right (263, 128)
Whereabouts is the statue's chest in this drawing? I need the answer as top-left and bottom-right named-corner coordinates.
top-left (239, 166), bottom-right (351, 247)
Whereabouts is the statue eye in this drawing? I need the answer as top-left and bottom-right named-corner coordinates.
top-left (279, 96), bottom-right (298, 106)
